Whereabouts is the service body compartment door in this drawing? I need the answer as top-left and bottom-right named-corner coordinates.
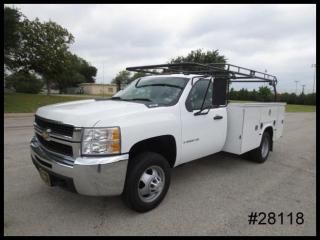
top-left (222, 106), bottom-right (243, 154)
top-left (260, 106), bottom-right (278, 123)
top-left (241, 107), bottom-right (262, 153)
top-left (275, 105), bottom-right (285, 139)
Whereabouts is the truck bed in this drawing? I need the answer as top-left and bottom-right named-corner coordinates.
top-left (222, 102), bottom-right (286, 155)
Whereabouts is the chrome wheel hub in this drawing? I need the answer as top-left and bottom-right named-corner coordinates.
top-left (138, 166), bottom-right (165, 203)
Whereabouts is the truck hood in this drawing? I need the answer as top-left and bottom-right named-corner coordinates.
top-left (36, 99), bottom-right (149, 127)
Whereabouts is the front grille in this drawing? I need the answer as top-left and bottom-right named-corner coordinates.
top-left (35, 115), bottom-right (74, 137)
top-left (36, 133), bottom-right (73, 157)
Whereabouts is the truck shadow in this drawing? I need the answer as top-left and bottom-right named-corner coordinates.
top-left (173, 151), bottom-right (254, 173)
top-left (48, 151), bottom-right (254, 212)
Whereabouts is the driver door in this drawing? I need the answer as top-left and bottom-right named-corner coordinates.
top-left (180, 78), bottom-right (227, 164)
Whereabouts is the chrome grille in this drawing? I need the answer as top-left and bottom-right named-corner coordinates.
top-left (35, 115), bottom-right (74, 137)
top-left (33, 116), bottom-right (82, 165)
top-left (36, 133), bottom-right (73, 157)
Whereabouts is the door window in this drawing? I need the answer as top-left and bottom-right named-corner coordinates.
top-left (186, 79), bottom-right (213, 111)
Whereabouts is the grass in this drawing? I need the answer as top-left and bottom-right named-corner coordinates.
top-left (4, 93), bottom-right (99, 113)
top-left (285, 104), bottom-right (316, 112)
top-left (4, 93), bottom-right (316, 113)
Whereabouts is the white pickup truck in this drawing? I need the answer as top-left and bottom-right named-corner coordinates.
top-left (30, 63), bottom-right (286, 212)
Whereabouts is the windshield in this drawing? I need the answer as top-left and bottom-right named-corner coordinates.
top-left (113, 76), bottom-right (189, 106)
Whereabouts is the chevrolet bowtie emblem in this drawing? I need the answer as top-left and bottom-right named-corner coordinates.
top-left (42, 129), bottom-right (51, 141)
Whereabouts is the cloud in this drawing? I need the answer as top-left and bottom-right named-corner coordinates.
top-left (10, 4), bottom-right (316, 93)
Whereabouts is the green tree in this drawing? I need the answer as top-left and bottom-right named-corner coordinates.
top-left (50, 53), bottom-right (97, 93)
top-left (257, 86), bottom-right (273, 102)
top-left (250, 89), bottom-right (258, 101)
top-left (237, 88), bottom-right (248, 100)
top-left (287, 93), bottom-right (296, 104)
top-left (4, 6), bottom-right (23, 69)
top-left (278, 92), bottom-right (289, 103)
top-left (169, 49), bottom-right (227, 65)
top-left (5, 6), bottom-right (98, 95)
top-left (229, 87), bottom-right (235, 100)
top-left (10, 17), bottom-right (74, 95)
top-left (5, 71), bottom-right (43, 94)
top-left (304, 93), bottom-right (316, 105)
top-left (79, 63), bottom-right (97, 83)
top-left (297, 92), bottom-right (305, 105)
top-left (169, 48), bottom-right (228, 78)
top-left (112, 70), bottom-right (131, 91)
top-left (52, 53), bottom-right (85, 93)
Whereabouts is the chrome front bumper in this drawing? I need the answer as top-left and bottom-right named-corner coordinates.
top-left (30, 136), bottom-right (128, 196)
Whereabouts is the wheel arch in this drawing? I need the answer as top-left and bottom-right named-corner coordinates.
top-left (262, 125), bottom-right (274, 151)
top-left (128, 135), bottom-right (177, 168)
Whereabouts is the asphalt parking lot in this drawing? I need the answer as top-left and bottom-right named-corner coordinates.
top-left (4, 112), bottom-right (316, 236)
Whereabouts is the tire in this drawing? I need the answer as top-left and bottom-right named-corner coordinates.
top-left (122, 152), bottom-right (171, 212)
top-left (249, 131), bottom-right (271, 163)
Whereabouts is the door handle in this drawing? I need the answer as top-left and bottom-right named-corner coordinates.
top-left (213, 115), bottom-right (223, 120)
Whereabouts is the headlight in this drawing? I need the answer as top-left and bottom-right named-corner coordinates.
top-left (81, 127), bottom-right (121, 155)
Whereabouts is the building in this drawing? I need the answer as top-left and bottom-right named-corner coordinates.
top-left (79, 83), bottom-right (118, 95)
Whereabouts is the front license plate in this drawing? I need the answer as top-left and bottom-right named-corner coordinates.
top-left (38, 168), bottom-right (52, 186)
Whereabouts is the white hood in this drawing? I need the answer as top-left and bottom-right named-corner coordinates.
top-left (36, 99), bottom-right (149, 127)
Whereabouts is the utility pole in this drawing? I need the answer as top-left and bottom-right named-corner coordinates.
top-left (311, 64), bottom-right (316, 94)
top-left (294, 80), bottom-right (299, 95)
top-left (301, 84), bottom-right (306, 94)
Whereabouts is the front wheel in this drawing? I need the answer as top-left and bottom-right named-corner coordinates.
top-left (122, 152), bottom-right (171, 212)
top-left (249, 131), bottom-right (271, 163)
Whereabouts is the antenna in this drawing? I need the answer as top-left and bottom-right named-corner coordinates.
top-left (103, 63), bottom-right (105, 98)
top-left (294, 80), bottom-right (299, 95)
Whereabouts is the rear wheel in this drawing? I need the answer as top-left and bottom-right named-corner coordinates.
top-left (122, 152), bottom-right (171, 212)
top-left (249, 131), bottom-right (271, 163)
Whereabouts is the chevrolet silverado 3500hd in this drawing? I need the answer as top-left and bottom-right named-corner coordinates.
top-left (30, 63), bottom-right (286, 212)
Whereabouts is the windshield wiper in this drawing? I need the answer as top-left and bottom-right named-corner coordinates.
top-left (111, 96), bottom-right (152, 102)
top-left (127, 98), bottom-right (152, 102)
top-left (136, 83), bottom-right (183, 89)
top-left (110, 96), bottom-right (131, 101)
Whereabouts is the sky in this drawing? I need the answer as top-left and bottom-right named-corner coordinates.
top-left (9, 4), bottom-right (316, 93)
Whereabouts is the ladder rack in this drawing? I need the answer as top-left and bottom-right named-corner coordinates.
top-left (126, 62), bottom-right (278, 101)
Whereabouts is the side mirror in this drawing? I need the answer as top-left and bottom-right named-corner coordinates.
top-left (212, 78), bottom-right (227, 106)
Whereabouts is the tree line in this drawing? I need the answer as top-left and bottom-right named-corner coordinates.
top-left (230, 87), bottom-right (316, 105)
top-left (4, 6), bottom-right (97, 94)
